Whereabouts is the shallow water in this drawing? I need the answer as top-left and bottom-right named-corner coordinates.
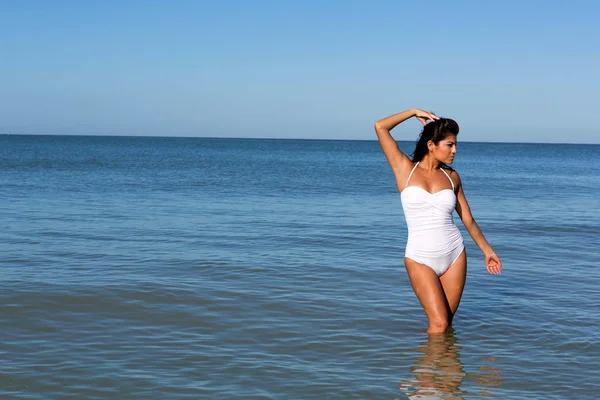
top-left (1, 136), bottom-right (599, 399)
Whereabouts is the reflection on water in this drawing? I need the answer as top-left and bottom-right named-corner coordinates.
top-left (400, 330), bottom-right (502, 399)
top-left (467, 356), bottom-right (503, 398)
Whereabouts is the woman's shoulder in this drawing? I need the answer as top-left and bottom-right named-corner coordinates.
top-left (441, 164), bottom-right (457, 174)
top-left (441, 165), bottom-right (462, 185)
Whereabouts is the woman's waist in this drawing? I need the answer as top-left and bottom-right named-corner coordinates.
top-left (406, 225), bottom-right (463, 243)
top-left (406, 219), bottom-right (459, 233)
top-left (406, 230), bottom-right (464, 253)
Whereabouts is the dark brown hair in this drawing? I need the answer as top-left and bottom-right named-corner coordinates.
top-left (411, 118), bottom-right (459, 163)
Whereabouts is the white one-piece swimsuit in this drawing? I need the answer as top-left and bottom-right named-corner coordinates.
top-left (400, 162), bottom-right (465, 276)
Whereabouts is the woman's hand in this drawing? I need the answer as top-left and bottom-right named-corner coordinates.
top-left (485, 251), bottom-right (502, 274)
top-left (414, 109), bottom-right (439, 126)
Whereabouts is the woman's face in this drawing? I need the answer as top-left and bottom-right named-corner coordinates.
top-left (431, 134), bottom-right (457, 164)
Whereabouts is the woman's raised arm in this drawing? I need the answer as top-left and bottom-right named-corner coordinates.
top-left (374, 108), bottom-right (438, 173)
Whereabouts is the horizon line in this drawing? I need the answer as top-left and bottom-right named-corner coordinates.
top-left (1, 133), bottom-right (598, 146)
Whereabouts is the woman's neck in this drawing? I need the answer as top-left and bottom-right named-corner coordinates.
top-left (418, 155), bottom-right (441, 171)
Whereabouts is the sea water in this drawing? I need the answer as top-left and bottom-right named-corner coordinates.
top-left (1, 135), bottom-right (599, 399)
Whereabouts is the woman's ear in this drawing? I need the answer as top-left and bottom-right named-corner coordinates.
top-left (427, 140), bottom-right (434, 153)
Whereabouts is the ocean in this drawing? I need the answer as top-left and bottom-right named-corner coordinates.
top-left (1, 135), bottom-right (599, 399)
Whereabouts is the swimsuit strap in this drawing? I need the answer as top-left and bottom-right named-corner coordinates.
top-left (440, 168), bottom-right (455, 191)
top-left (405, 162), bottom-right (419, 188)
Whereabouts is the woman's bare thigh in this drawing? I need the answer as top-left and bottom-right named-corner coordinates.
top-left (439, 249), bottom-right (467, 316)
top-left (404, 258), bottom-right (449, 325)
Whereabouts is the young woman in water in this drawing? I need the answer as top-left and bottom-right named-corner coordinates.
top-left (374, 108), bottom-right (502, 334)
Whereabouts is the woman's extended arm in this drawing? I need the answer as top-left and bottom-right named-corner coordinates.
top-left (454, 174), bottom-right (502, 274)
top-left (374, 108), bottom-right (438, 173)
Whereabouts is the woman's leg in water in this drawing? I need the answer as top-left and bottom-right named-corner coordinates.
top-left (404, 250), bottom-right (467, 333)
top-left (404, 258), bottom-right (450, 334)
top-left (439, 249), bottom-right (467, 326)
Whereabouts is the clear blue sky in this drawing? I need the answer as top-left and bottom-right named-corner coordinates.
top-left (2, 0), bottom-right (599, 143)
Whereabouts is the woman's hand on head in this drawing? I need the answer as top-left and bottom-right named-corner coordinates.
top-left (414, 109), bottom-right (439, 126)
top-left (485, 251), bottom-right (502, 275)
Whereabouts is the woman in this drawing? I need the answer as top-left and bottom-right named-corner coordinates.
top-left (374, 108), bottom-right (502, 334)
